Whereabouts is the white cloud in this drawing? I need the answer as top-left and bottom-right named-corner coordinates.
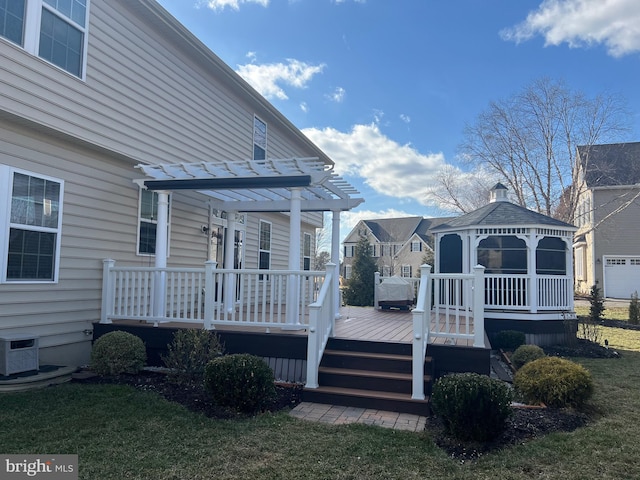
top-left (300, 102), bottom-right (309, 113)
top-left (302, 123), bottom-right (448, 205)
top-left (198, 0), bottom-right (269, 11)
top-left (326, 87), bottom-right (346, 103)
top-left (400, 114), bottom-right (411, 123)
top-left (501, 0), bottom-right (640, 57)
top-left (236, 59), bottom-right (326, 100)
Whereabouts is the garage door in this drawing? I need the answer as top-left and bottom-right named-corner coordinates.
top-left (604, 256), bottom-right (640, 299)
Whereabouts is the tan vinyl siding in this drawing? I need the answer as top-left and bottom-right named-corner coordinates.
top-left (0, 0), bottom-right (328, 169)
top-left (0, 120), bottom-right (209, 358)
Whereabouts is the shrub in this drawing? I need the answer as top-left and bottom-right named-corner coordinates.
top-left (511, 345), bottom-right (546, 370)
top-left (514, 357), bottom-right (593, 408)
top-left (431, 373), bottom-right (513, 442)
top-left (90, 331), bottom-right (146, 376)
top-left (493, 330), bottom-right (526, 351)
top-left (629, 291), bottom-right (640, 325)
top-left (162, 329), bottom-right (224, 385)
top-left (204, 354), bottom-right (276, 414)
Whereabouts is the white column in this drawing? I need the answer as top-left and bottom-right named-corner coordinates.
top-left (224, 212), bottom-right (237, 314)
top-left (286, 188), bottom-right (302, 327)
top-left (153, 191), bottom-right (169, 320)
top-left (529, 233), bottom-right (538, 313)
top-left (331, 210), bottom-right (341, 321)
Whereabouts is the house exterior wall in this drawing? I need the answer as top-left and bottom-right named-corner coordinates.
top-left (0, 0), bottom-right (325, 367)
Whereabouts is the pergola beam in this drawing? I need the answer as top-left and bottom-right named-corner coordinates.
top-left (143, 175), bottom-right (312, 191)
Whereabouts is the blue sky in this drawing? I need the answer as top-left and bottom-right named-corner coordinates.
top-left (156, 0), bottom-right (640, 240)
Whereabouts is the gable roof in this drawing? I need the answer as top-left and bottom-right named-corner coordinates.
top-left (578, 142), bottom-right (640, 187)
top-left (431, 201), bottom-right (574, 231)
top-left (344, 216), bottom-right (455, 244)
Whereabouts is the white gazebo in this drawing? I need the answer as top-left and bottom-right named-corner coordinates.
top-left (430, 184), bottom-right (578, 345)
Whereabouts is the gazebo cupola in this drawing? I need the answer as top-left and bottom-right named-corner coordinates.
top-left (430, 184), bottom-right (578, 345)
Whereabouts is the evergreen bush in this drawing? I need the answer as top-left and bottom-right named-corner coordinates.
top-left (431, 373), bottom-right (513, 442)
top-left (511, 344), bottom-right (545, 370)
top-left (90, 331), bottom-right (146, 376)
top-left (493, 330), bottom-right (526, 351)
top-left (162, 329), bottom-right (225, 385)
top-left (343, 236), bottom-right (377, 306)
top-left (629, 291), bottom-right (640, 325)
top-left (514, 356), bottom-right (593, 408)
top-left (204, 354), bottom-right (276, 414)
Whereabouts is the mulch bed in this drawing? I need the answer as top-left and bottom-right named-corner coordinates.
top-left (75, 337), bottom-right (616, 461)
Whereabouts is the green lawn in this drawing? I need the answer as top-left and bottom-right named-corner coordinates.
top-left (2, 333), bottom-right (640, 479)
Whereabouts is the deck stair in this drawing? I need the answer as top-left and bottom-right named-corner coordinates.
top-left (302, 338), bottom-right (432, 416)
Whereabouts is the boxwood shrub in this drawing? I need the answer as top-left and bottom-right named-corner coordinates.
top-left (204, 354), bottom-right (276, 414)
top-left (90, 331), bottom-right (146, 375)
top-left (431, 372), bottom-right (513, 442)
top-left (493, 330), bottom-right (526, 351)
top-left (162, 329), bottom-right (224, 385)
top-left (514, 356), bottom-right (593, 408)
top-left (511, 344), bottom-right (546, 370)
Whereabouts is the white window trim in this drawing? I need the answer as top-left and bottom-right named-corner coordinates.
top-left (303, 232), bottom-right (312, 270)
top-left (17, 0), bottom-right (90, 80)
top-left (136, 188), bottom-right (171, 257)
top-left (258, 219), bottom-right (272, 271)
top-left (0, 165), bottom-right (64, 284)
top-left (345, 264), bottom-right (352, 280)
top-left (411, 241), bottom-right (421, 252)
top-left (253, 115), bottom-right (267, 160)
top-left (401, 265), bottom-right (412, 278)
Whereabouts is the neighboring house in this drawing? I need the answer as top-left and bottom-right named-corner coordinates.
top-left (431, 184), bottom-right (577, 345)
top-left (342, 217), bottom-right (451, 280)
top-left (573, 142), bottom-right (640, 299)
top-left (0, 0), bottom-right (361, 368)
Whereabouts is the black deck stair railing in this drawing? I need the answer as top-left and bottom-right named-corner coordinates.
top-left (302, 338), bottom-right (433, 416)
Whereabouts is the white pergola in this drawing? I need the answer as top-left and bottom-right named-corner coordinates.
top-left (134, 157), bottom-right (364, 322)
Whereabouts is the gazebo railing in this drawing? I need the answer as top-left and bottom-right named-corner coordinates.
top-left (484, 274), bottom-right (573, 311)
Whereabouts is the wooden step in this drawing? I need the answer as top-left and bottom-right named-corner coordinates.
top-left (303, 385), bottom-right (430, 416)
top-left (318, 366), bottom-right (430, 394)
top-left (321, 349), bottom-right (431, 374)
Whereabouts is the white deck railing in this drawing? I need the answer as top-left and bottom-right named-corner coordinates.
top-left (484, 274), bottom-right (572, 311)
top-left (305, 263), bottom-right (336, 389)
top-left (101, 259), bottom-right (325, 329)
top-left (411, 265), bottom-right (485, 400)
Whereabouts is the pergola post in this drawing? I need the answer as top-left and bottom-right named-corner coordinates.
top-left (153, 190), bottom-right (170, 321)
top-left (224, 211), bottom-right (237, 314)
top-left (331, 210), bottom-right (341, 323)
top-left (285, 188), bottom-right (302, 327)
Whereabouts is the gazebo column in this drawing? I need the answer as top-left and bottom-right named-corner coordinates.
top-left (331, 210), bottom-right (341, 322)
top-left (223, 211), bottom-right (237, 314)
top-left (529, 234), bottom-right (538, 313)
top-left (153, 191), bottom-right (170, 321)
top-left (285, 188), bottom-right (302, 328)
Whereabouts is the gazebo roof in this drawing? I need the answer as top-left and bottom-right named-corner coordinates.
top-left (431, 201), bottom-right (575, 232)
top-left (135, 157), bottom-right (364, 212)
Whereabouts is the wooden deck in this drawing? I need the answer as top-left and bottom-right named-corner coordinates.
top-left (108, 305), bottom-right (477, 348)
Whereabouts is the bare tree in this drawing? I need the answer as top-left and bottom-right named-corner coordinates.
top-left (425, 165), bottom-right (498, 214)
top-left (454, 77), bottom-right (630, 221)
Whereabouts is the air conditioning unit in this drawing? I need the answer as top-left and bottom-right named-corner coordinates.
top-left (0, 335), bottom-right (39, 376)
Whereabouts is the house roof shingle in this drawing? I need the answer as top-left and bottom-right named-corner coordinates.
top-left (431, 201), bottom-right (574, 231)
top-left (578, 142), bottom-right (640, 187)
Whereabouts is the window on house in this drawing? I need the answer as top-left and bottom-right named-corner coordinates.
top-left (4, 169), bottom-right (63, 282)
top-left (1, 0), bottom-right (89, 78)
top-left (401, 265), bottom-right (412, 278)
top-left (536, 237), bottom-right (566, 276)
top-left (344, 245), bottom-right (354, 258)
top-left (477, 235), bottom-right (527, 275)
top-left (303, 232), bottom-right (311, 270)
top-left (344, 264), bottom-right (352, 280)
top-left (0, 0), bottom-right (25, 45)
top-left (411, 241), bottom-right (421, 252)
top-left (382, 265), bottom-right (391, 277)
top-left (258, 220), bottom-right (271, 277)
top-left (574, 246), bottom-right (586, 281)
top-left (371, 244), bottom-right (378, 257)
top-left (253, 116), bottom-right (267, 160)
top-left (137, 189), bottom-right (170, 256)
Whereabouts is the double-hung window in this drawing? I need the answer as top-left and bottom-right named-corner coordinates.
top-left (0, 0), bottom-right (89, 78)
top-left (1, 167), bottom-right (63, 283)
top-left (253, 116), bottom-right (267, 160)
top-left (258, 220), bottom-right (271, 277)
top-left (137, 189), bottom-right (170, 256)
top-left (303, 232), bottom-right (311, 270)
